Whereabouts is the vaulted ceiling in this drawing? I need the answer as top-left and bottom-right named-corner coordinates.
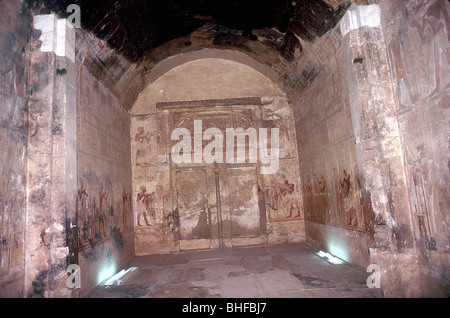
top-left (27, 0), bottom-right (351, 63)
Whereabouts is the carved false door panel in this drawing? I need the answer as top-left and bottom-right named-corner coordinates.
top-left (175, 167), bottom-right (210, 241)
top-left (174, 163), bottom-right (262, 248)
top-left (226, 165), bottom-right (261, 238)
top-left (168, 103), bottom-right (264, 248)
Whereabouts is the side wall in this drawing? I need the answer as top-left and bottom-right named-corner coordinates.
top-left (0, 0), bottom-right (32, 297)
top-left (131, 58), bottom-right (305, 255)
top-left (291, 32), bottom-right (370, 268)
top-left (381, 0), bottom-right (450, 296)
top-left (76, 58), bottom-right (134, 296)
top-left (294, 0), bottom-right (449, 296)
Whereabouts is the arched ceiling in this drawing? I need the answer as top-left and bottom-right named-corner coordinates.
top-left (28, 0), bottom-right (351, 63)
top-left (27, 0), bottom-right (357, 111)
top-left (131, 57), bottom-right (284, 115)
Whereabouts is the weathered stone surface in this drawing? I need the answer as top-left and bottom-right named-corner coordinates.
top-left (130, 59), bottom-right (304, 255)
top-left (0, 0), bottom-right (32, 298)
top-left (379, 0), bottom-right (450, 297)
top-left (76, 64), bottom-right (134, 297)
top-left (0, 0), bottom-right (448, 299)
top-left (290, 24), bottom-right (369, 268)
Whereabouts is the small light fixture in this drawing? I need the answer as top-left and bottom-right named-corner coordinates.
top-left (103, 267), bottom-right (138, 286)
top-left (316, 250), bottom-right (344, 265)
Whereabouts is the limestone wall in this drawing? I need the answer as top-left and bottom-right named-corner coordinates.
top-left (77, 66), bottom-right (134, 291)
top-left (76, 40), bottom-right (134, 297)
top-left (381, 0), bottom-right (450, 297)
top-left (130, 58), bottom-right (305, 255)
top-left (290, 28), bottom-right (370, 268)
top-left (0, 0), bottom-right (32, 297)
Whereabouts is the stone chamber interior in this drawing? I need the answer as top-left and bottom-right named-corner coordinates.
top-left (0, 0), bottom-right (449, 298)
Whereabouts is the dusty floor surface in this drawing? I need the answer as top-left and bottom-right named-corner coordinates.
top-left (88, 242), bottom-right (382, 298)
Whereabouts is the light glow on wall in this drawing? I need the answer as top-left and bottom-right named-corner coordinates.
top-left (327, 242), bottom-right (349, 263)
top-left (97, 263), bottom-right (117, 286)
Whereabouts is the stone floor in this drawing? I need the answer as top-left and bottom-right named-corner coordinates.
top-left (88, 242), bottom-right (382, 298)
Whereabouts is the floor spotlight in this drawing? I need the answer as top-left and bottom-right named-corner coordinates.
top-left (103, 267), bottom-right (139, 286)
top-left (316, 250), bottom-right (344, 265)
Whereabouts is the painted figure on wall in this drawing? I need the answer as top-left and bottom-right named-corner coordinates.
top-left (262, 106), bottom-right (294, 158)
top-left (342, 170), bottom-right (357, 227)
top-left (98, 183), bottom-right (108, 237)
top-left (315, 175), bottom-right (329, 222)
top-left (336, 169), bottom-right (358, 227)
top-left (157, 114), bottom-right (169, 164)
top-left (76, 181), bottom-right (133, 248)
top-left (108, 198), bottom-right (116, 232)
top-left (77, 183), bottom-right (89, 245)
top-left (136, 186), bottom-right (155, 226)
top-left (303, 175), bottom-right (314, 220)
top-left (134, 127), bottom-right (153, 166)
top-left (339, 169), bottom-right (351, 197)
top-left (265, 179), bottom-right (301, 220)
top-left (122, 189), bottom-right (132, 231)
top-left (388, 0), bottom-right (450, 110)
top-left (265, 186), bottom-right (277, 217)
top-left (154, 185), bottom-right (172, 226)
top-left (279, 124), bottom-right (292, 158)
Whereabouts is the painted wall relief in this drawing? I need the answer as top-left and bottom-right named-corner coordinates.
top-left (402, 134), bottom-right (440, 251)
top-left (136, 184), bottom-right (172, 227)
top-left (302, 175), bottom-right (314, 220)
top-left (388, 0), bottom-right (450, 111)
top-left (336, 169), bottom-right (359, 227)
top-left (302, 165), bottom-right (364, 230)
top-left (132, 114), bottom-right (169, 166)
top-left (388, 0), bottom-right (449, 251)
top-left (77, 175), bottom-right (133, 248)
top-left (133, 164), bottom-right (173, 230)
top-left (77, 68), bottom-right (133, 249)
top-left (167, 109), bottom-right (258, 240)
top-left (265, 177), bottom-right (301, 220)
top-left (301, 173), bottom-right (329, 223)
top-left (261, 98), bottom-right (303, 222)
top-left (169, 109), bottom-right (254, 153)
top-left (315, 174), bottom-right (329, 222)
top-left (263, 157), bottom-right (303, 222)
top-left (136, 186), bottom-right (155, 226)
top-left (262, 98), bottom-right (295, 159)
top-left (134, 127), bottom-right (153, 166)
top-left (131, 96), bottom-right (304, 248)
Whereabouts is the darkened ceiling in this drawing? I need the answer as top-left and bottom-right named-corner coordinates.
top-left (27, 0), bottom-right (351, 63)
